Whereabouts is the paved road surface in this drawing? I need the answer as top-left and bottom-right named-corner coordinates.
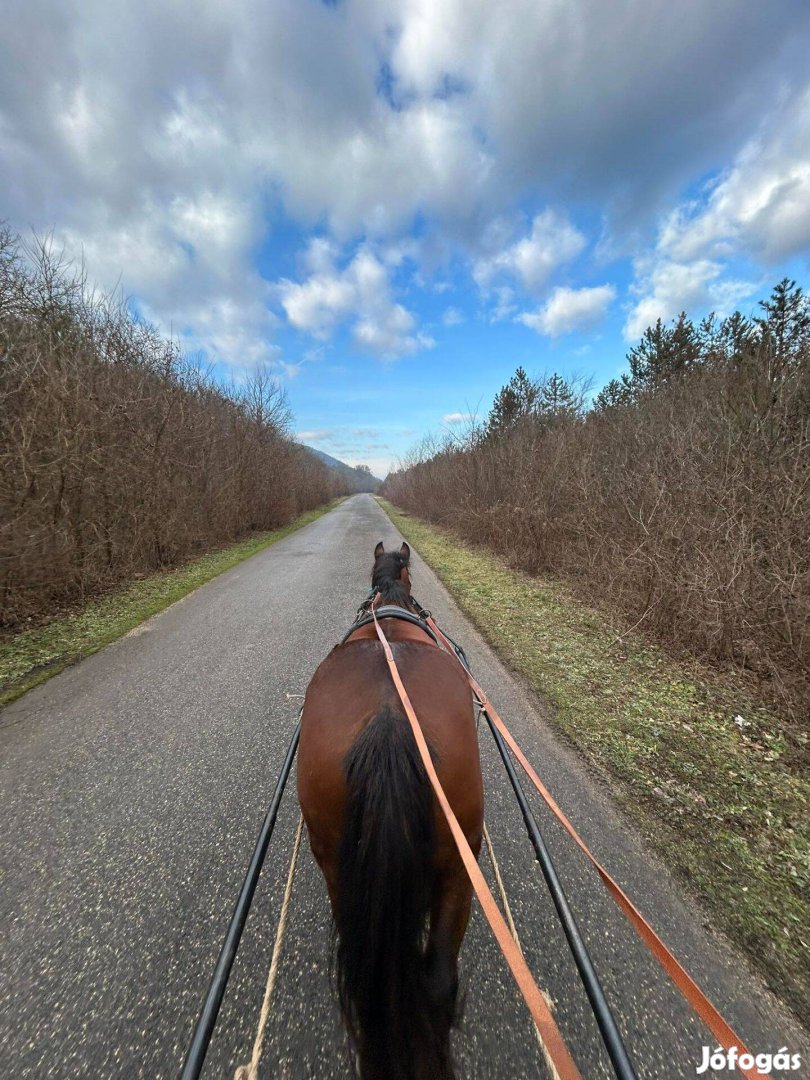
top-left (1, 495), bottom-right (806, 1079)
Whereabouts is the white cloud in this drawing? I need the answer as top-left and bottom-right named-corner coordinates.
top-left (442, 306), bottom-right (464, 326)
top-left (173, 295), bottom-right (281, 370)
top-left (519, 284), bottom-right (615, 337)
top-left (1, 0), bottom-right (807, 373)
top-left (279, 242), bottom-right (434, 359)
top-left (4, 4), bottom-right (807, 249)
top-left (387, 0), bottom-right (809, 220)
top-left (624, 258), bottom-right (754, 341)
top-left (169, 191), bottom-right (253, 271)
top-left (442, 412), bottom-right (474, 425)
top-left (55, 202), bottom-right (278, 370)
top-left (474, 210), bottom-right (586, 296)
top-left (297, 429), bottom-right (334, 443)
top-left (657, 86), bottom-right (810, 266)
top-left (622, 85), bottom-right (810, 342)
top-left (488, 286), bottom-right (517, 323)
top-left (279, 272), bottom-right (355, 340)
top-left (296, 426), bottom-right (392, 477)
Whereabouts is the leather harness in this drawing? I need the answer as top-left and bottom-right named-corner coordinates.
top-left (341, 603), bottom-right (441, 647)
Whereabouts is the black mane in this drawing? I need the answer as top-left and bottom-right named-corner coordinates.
top-left (372, 552), bottom-right (411, 605)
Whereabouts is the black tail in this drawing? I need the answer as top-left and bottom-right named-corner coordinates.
top-left (336, 706), bottom-right (454, 1080)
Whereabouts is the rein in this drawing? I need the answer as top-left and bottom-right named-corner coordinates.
top-left (418, 612), bottom-right (768, 1080)
top-left (369, 603), bottom-right (583, 1080)
top-left (361, 585), bottom-right (768, 1080)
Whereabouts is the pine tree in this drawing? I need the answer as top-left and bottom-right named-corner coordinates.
top-left (626, 318), bottom-right (670, 387)
top-left (626, 313), bottom-right (700, 390)
top-left (537, 372), bottom-right (579, 420)
top-left (756, 278), bottom-right (810, 379)
top-left (593, 377), bottom-right (634, 412)
top-left (669, 312), bottom-right (702, 373)
top-left (484, 366), bottom-right (539, 439)
top-left (718, 310), bottom-right (755, 362)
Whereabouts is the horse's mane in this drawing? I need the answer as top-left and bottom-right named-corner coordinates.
top-left (371, 552), bottom-right (411, 606)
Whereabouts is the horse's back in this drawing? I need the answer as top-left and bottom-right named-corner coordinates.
top-left (297, 638), bottom-right (482, 860)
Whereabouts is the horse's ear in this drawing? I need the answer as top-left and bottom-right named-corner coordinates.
top-left (400, 542), bottom-right (410, 562)
top-left (374, 541), bottom-right (385, 559)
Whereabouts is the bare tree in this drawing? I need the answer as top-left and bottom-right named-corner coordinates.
top-left (0, 226), bottom-right (345, 626)
top-left (386, 312), bottom-right (809, 719)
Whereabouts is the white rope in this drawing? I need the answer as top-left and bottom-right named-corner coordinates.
top-left (483, 820), bottom-right (561, 1080)
top-left (234, 813), bottom-right (305, 1080)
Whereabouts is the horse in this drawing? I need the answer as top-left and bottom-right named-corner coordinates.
top-left (297, 540), bottom-right (484, 1080)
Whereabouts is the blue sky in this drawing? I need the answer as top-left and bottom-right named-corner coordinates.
top-left (2, 0), bottom-right (810, 476)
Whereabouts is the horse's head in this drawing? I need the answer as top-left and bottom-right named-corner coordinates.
top-left (371, 540), bottom-right (412, 606)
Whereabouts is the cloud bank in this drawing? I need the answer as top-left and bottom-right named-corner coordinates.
top-left (1, 0), bottom-right (808, 368)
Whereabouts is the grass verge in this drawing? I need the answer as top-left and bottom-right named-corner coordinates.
top-left (0, 500), bottom-right (344, 709)
top-left (379, 499), bottom-right (809, 1020)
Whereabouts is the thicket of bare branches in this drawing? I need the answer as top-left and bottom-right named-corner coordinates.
top-left (0, 227), bottom-right (344, 625)
top-left (386, 285), bottom-right (810, 718)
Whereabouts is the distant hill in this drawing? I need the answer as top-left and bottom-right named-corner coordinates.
top-left (305, 447), bottom-right (382, 493)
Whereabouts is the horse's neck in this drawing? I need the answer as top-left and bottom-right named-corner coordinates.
top-left (374, 583), bottom-right (413, 611)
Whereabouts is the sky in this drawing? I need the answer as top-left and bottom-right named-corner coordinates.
top-left (2, 1), bottom-right (810, 477)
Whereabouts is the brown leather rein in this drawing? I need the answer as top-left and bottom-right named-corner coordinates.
top-left (369, 602), bottom-right (583, 1080)
top-left (361, 593), bottom-right (769, 1080)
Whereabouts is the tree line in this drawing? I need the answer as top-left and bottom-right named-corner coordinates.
top-left (385, 280), bottom-right (809, 718)
top-left (0, 226), bottom-right (346, 626)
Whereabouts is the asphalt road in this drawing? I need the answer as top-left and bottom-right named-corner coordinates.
top-left (1, 494), bottom-right (806, 1080)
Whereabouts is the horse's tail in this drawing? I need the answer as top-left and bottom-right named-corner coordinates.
top-left (336, 705), bottom-right (453, 1080)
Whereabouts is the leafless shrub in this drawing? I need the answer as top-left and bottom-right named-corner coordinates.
top-left (0, 226), bottom-right (344, 625)
top-left (386, 301), bottom-right (810, 719)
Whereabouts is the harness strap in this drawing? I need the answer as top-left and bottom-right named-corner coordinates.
top-left (371, 607), bottom-right (583, 1080)
top-left (423, 614), bottom-right (769, 1080)
top-left (341, 605), bottom-right (440, 645)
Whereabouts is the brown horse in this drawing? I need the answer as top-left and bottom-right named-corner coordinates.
top-left (297, 541), bottom-right (484, 1080)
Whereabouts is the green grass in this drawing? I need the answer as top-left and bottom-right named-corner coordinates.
top-left (379, 499), bottom-right (809, 1020)
top-left (0, 500), bottom-right (344, 708)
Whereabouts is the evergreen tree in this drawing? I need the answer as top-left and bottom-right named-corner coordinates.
top-left (717, 310), bottom-right (755, 362)
top-left (626, 318), bottom-right (669, 387)
top-left (626, 312), bottom-right (701, 389)
top-left (756, 278), bottom-right (810, 377)
top-left (593, 377), bottom-right (634, 412)
top-left (537, 372), bottom-right (579, 420)
top-left (669, 311), bottom-right (702, 373)
top-left (484, 366), bottom-right (539, 439)
top-left (590, 279), bottom-right (808, 417)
